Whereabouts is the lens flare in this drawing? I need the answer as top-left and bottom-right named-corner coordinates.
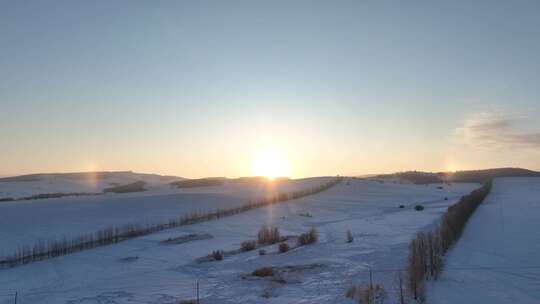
top-left (252, 150), bottom-right (289, 179)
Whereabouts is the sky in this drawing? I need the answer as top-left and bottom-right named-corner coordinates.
top-left (1, 0), bottom-right (540, 178)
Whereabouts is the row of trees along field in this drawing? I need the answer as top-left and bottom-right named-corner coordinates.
top-left (0, 177), bottom-right (343, 268)
top-left (406, 180), bottom-right (492, 302)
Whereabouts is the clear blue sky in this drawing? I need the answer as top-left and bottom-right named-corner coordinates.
top-left (1, 0), bottom-right (540, 177)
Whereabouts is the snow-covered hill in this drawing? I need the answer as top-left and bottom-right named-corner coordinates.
top-left (0, 178), bottom-right (478, 304)
top-left (0, 171), bottom-right (183, 199)
top-left (0, 176), bottom-right (335, 255)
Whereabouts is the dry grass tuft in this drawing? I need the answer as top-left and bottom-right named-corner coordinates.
top-left (240, 240), bottom-right (256, 251)
top-left (258, 225), bottom-right (281, 245)
top-left (297, 228), bottom-right (318, 246)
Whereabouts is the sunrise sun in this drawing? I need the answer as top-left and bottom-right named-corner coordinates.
top-left (252, 150), bottom-right (290, 180)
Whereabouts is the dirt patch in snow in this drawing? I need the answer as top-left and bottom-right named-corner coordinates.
top-left (161, 233), bottom-right (213, 245)
top-left (118, 256), bottom-right (139, 262)
top-left (243, 263), bottom-right (326, 284)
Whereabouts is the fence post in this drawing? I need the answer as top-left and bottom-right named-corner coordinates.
top-left (371, 268), bottom-right (375, 303)
top-left (14, 292), bottom-right (17, 304)
top-left (398, 271), bottom-right (405, 304)
top-left (196, 279), bottom-right (199, 304)
top-left (369, 268), bottom-right (373, 290)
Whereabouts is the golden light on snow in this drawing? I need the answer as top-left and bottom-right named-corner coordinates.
top-left (252, 150), bottom-right (290, 180)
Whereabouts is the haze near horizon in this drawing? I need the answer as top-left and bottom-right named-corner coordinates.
top-left (1, 0), bottom-right (540, 178)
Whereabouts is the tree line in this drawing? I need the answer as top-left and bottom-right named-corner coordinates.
top-left (406, 180), bottom-right (492, 302)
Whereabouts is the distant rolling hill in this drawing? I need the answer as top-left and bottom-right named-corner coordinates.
top-left (0, 171), bottom-right (183, 199)
top-left (0, 171), bottom-right (182, 184)
top-left (374, 168), bottom-right (540, 184)
top-left (169, 176), bottom-right (291, 188)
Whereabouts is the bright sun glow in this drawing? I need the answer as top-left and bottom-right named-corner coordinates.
top-left (252, 150), bottom-right (290, 179)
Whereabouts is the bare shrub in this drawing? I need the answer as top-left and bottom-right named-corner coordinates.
top-left (426, 230), bottom-right (442, 279)
top-left (252, 267), bottom-right (274, 277)
top-left (345, 283), bottom-right (387, 304)
top-left (297, 228), bottom-right (318, 246)
top-left (211, 250), bottom-right (224, 261)
top-left (414, 205), bottom-right (424, 211)
top-left (345, 285), bottom-right (358, 299)
top-left (278, 242), bottom-right (289, 253)
top-left (241, 240), bottom-right (256, 251)
top-left (346, 230), bottom-right (354, 243)
top-left (407, 237), bottom-right (425, 301)
top-left (258, 225), bottom-right (281, 245)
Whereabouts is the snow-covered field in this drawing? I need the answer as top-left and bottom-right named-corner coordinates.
top-left (428, 177), bottom-right (540, 304)
top-left (0, 178), bottom-right (478, 304)
top-left (0, 175), bottom-right (334, 256)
